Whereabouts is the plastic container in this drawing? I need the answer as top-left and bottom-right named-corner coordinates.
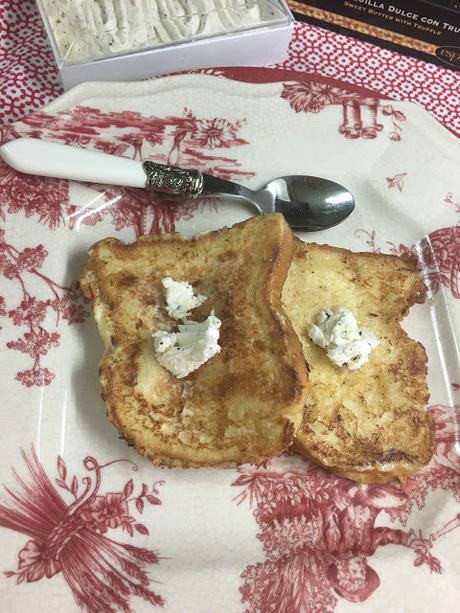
top-left (36, 0), bottom-right (294, 90)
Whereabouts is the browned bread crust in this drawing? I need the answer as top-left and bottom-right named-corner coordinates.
top-left (80, 213), bottom-right (308, 467)
top-left (283, 240), bottom-right (434, 483)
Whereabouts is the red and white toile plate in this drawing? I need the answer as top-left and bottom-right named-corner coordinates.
top-left (0, 67), bottom-right (459, 613)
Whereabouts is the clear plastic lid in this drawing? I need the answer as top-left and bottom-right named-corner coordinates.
top-left (39, 0), bottom-right (290, 65)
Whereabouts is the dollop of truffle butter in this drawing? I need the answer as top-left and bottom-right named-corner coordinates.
top-left (308, 308), bottom-right (379, 370)
top-left (162, 277), bottom-right (206, 320)
top-left (153, 279), bottom-right (221, 378)
top-left (153, 315), bottom-right (221, 378)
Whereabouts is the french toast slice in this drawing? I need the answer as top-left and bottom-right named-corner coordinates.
top-left (81, 213), bottom-right (308, 467)
top-left (283, 240), bottom-right (434, 483)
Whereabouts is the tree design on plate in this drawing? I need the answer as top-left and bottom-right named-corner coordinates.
top-left (0, 448), bottom-right (164, 613)
top-left (0, 229), bottom-right (87, 386)
top-left (2, 105), bottom-right (254, 237)
top-left (0, 163), bottom-right (72, 229)
top-left (280, 80), bottom-right (406, 141)
top-left (233, 405), bottom-right (460, 613)
top-left (355, 221), bottom-right (460, 300)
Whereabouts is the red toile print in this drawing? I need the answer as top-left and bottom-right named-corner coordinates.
top-left (355, 223), bottom-right (460, 300)
top-left (386, 173), bottom-right (407, 192)
top-left (0, 229), bottom-right (88, 386)
top-left (381, 105), bottom-right (406, 141)
top-left (280, 81), bottom-right (405, 141)
top-left (281, 80), bottom-right (349, 114)
top-left (0, 104), bottom-right (255, 383)
top-left (192, 117), bottom-right (247, 149)
top-left (233, 405), bottom-right (460, 613)
top-left (0, 163), bottom-right (71, 229)
top-left (0, 295), bottom-right (7, 324)
top-left (444, 192), bottom-right (460, 214)
top-left (0, 124), bottom-right (22, 147)
top-left (0, 448), bottom-right (164, 613)
top-left (418, 226), bottom-right (460, 299)
top-left (339, 97), bottom-right (383, 140)
top-left (2, 105), bottom-right (254, 237)
top-left (66, 185), bottom-right (199, 237)
top-left (353, 228), bottom-right (382, 253)
top-left (355, 228), bottom-right (415, 259)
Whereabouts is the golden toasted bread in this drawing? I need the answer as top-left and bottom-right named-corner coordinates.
top-left (81, 213), bottom-right (308, 467)
top-left (283, 240), bottom-right (434, 483)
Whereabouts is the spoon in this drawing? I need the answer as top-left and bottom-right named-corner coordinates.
top-left (0, 138), bottom-right (355, 231)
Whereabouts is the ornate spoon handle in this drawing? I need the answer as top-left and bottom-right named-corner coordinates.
top-left (0, 137), bottom-right (261, 211)
top-left (143, 161), bottom-right (203, 197)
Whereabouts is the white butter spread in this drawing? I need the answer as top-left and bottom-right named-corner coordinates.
top-left (153, 314), bottom-right (221, 378)
top-left (42, 0), bottom-right (280, 63)
top-left (308, 308), bottom-right (379, 370)
top-left (162, 277), bottom-right (206, 320)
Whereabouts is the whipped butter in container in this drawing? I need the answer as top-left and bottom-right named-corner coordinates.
top-left (36, 0), bottom-right (293, 89)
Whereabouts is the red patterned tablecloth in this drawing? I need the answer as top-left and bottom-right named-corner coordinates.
top-left (0, 0), bottom-right (459, 134)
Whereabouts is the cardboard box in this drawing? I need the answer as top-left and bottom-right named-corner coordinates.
top-left (288, 0), bottom-right (460, 70)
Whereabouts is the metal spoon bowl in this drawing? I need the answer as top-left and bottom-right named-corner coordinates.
top-left (196, 171), bottom-right (355, 231)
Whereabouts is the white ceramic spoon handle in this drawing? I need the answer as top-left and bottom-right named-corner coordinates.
top-left (0, 137), bottom-right (147, 188)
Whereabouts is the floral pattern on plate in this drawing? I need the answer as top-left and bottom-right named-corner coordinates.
top-left (0, 449), bottom-right (164, 613)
